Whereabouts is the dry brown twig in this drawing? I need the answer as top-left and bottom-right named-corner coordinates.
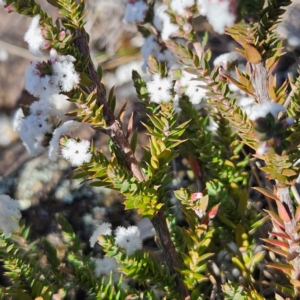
top-left (74, 27), bottom-right (189, 300)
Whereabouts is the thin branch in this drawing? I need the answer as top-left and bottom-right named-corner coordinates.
top-left (251, 62), bottom-right (272, 104)
top-left (73, 27), bottom-right (189, 299)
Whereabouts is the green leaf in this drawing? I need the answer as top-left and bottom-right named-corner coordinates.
top-left (232, 257), bottom-right (246, 273)
top-left (130, 130), bottom-right (138, 153)
top-left (43, 239), bottom-right (60, 268)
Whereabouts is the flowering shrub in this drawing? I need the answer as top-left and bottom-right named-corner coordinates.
top-left (1, 0), bottom-right (300, 299)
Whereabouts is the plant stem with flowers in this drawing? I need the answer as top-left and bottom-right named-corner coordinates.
top-left (1, 0), bottom-right (300, 299)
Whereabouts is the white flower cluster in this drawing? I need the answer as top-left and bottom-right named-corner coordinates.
top-left (0, 195), bottom-right (21, 237)
top-left (24, 15), bottom-right (49, 57)
top-left (115, 225), bottom-right (143, 255)
top-left (197, 0), bottom-right (236, 34)
top-left (25, 53), bottom-right (79, 99)
top-left (90, 223), bottom-right (143, 256)
top-left (124, 0), bottom-right (149, 24)
top-left (94, 257), bottom-right (119, 278)
top-left (14, 15), bottom-right (91, 167)
top-left (146, 74), bottom-right (173, 104)
top-left (14, 98), bottom-right (63, 156)
top-left (170, 0), bottom-right (195, 16)
top-left (61, 139), bottom-right (92, 167)
top-left (246, 101), bottom-right (286, 121)
top-left (213, 51), bottom-right (239, 69)
top-left (175, 71), bottom-right (207, 105)
top-left (153, 4), bottom-right (179, 42)
top-left (141, 34), bottom-right (176, 73)
top-left (90, 222), bottom-right (112, 247)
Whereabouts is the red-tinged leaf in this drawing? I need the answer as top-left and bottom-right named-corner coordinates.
top-left (127, 112), bottom-right (134, 139)
top-left (295, 205), bottom-right (300, 223)
top-left (287, 252), bottom-right (298, 262)
top-left (269, 231), bottom-right (290, 240)
top-left (272, 221), bottom-right (286, 235)
top-left (277, 201), bottom-right (291, 222)
top-left (262, 238), bottom-right (289, 249)
top-left (202, 203), bottom-right (220, 224)
top-left (264, 245), bottom-right (288, 258)
top-left (252, 187), bottom-right (279, 201)
top-left (208, 203), bottom-right (220, 219)
top-left (267, 263), bottom-right (293, 277)
top-left (264, 209), bottom-right (284, 228)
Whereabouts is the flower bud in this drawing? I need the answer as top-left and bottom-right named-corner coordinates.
top-left (191, 192), bottom-right (203, 201)
top-left (59, 31), bottom-right (66, 41)
top-left (183, 23), bottom-right (193, 34)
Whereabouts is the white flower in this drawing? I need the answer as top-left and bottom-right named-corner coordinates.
top-left (94, 257), bottom-right (119, 277)
top-left (25, 61), bottom-right (59, 99)
top-left (247, 102), bottom-right (285, 121)
top-left (147, 74), bottom-right (173, 103)
top-left (61, 139), bottom-right (92, 167)
top-left (51, 55), bottom-right (79, 92)
top-left (141, 35), bottom-right (162, 72)
top-left (197, 0), bottom-right (236, 34)
top-left (153, 4), bottom-right (179, 41)
top-left (90, 222), bottom-right (112, 247)
top-left (25, 55), bottom-right (79, 98)
top-left (24, 15), bottom-right (49, 57)
top-left (48, 120), bottom-right (82, 161)
top-left (170, 0), bottom-right (195, 15)
top-left (236, 96), bottom-right (255, 116)
top-left (115, 226), bottom-right (143, 255)
top-left (0, 195), bottom-right (21, 237)
top-left (213, 51), bottom-right (239, 68)
top-left (124, 0), bottom-right (149, 23)
top-left (185, 80), bottom-right (207, 105)
top-left (13, 100), bottom-right (63, 156)
top-left (175, 71), bottom-right (207, 105)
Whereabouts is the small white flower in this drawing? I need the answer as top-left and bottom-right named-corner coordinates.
top-left (48, 120), bottom-right (82, 161)
top-left (147, 74), bottom-right (173, 103)
top-left (197, 0), bottom-right (236, 34)
top-left (24, 15), bottom-right (49, 56)
top-left (0, 195), bottom-right (21, 237)
top-left (124, 0), bottom-right (149, 23)
top-left (175, 71), bottom-right (206, 105)
top-left (90, 222), bottom-right (112, 247)
top-left (115, 226), bottom-right (143, 255)
top-left (213, 52), bottom-right (239, 68)
top-left (25, 55), bottom-right (79, 98)
top-left (61, 139), bottom-right (92, 167)
top-left (51, 55), bottom-right (79, 92)
top-left (153, 4), bottom-right (179, 41)
top-left (13, 100), bottom-right (63, 156)
top-left (170, 0), bottom-right (195, 15)
top-left (247, 102), bottom-right (285, 121)
top-left (94, 257), bottom-right (119, 277)
top-left (141, 35), bottom-right (162, 72)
